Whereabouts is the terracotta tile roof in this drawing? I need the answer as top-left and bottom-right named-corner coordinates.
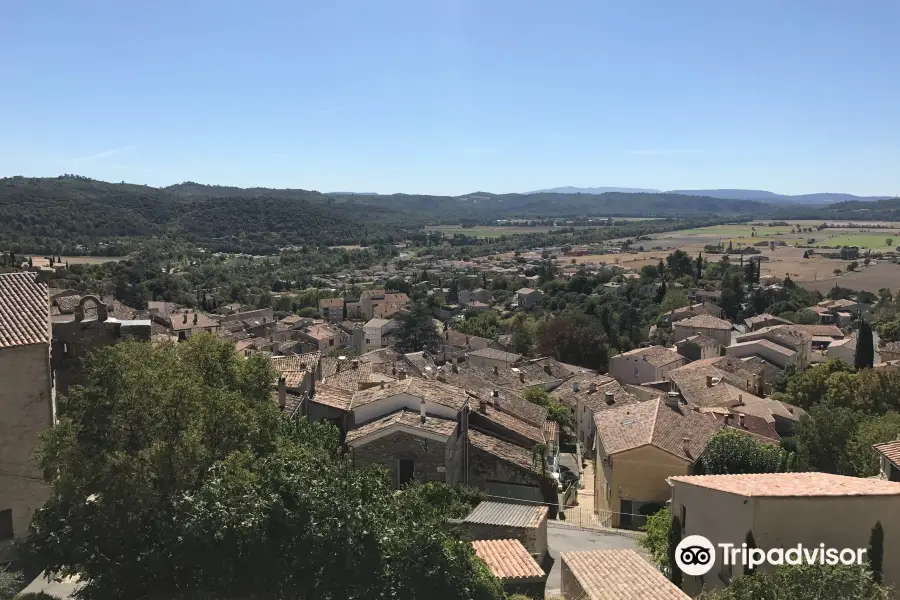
top-left (309, 385), bottom-right (352, 411)
top-left (472, 403), bottom-right (545, 445)
top-left (737, 324), bottom-right (812, 348)
top-left (543, 420), bottom-right (558, 444)
top-left (706, 410), bottom-right (781, 442)
top-left (472, 539), bottom-right (544, 582)
top-left (169, 310), bottom-right (219, 331)
top-left (323, 362), bottom-right (396, 392)
top-left (675, 334), bottom-right (720, 349)
top-left (730, 338), bottom-right (796, 357)
top-left (349, 377), bottom-right (468, 411)
top-left (468, 347), bottom-right (523, 363)
top-left (402, 351), bottom-right (437, 376)
top-left (271, 351), bottom-right (321, 374)
top-left (594, 398), bottom-right (721, 461)
top-left (673, 314), bottom-right (732, 330)
top-left (359, 289), bottom-right (386, 299)
top-left (795, 324), bottom-right (844, 338)
top-left (615, 346), bottom-right (684, 367)
top-left (345, 409), bottom-right (456, 443)
top-left (464, 501), bottom-right (547, 528)
top-left (744, 314), bottom-right (791, 328)
top-left (561, 549), bottom-right (689, 600)
top-left (671, 472), bottom-right (900, 497)
top-left (551, 374), bottom-right (640, 413)
top-left (318, 297), bottom-right (344, 309)
top-left (0, 272), bottom-right (50, 348)
top-left (468, 429), bottom-right (541, 474)
top-left (873, 441), bottom-right (900, 468)
top-left (279, 370), bottom-right (308, 390)
top-left (301, 324), bottom-right (339, 341)
top-left (428, 367), bottom-right (548, 426)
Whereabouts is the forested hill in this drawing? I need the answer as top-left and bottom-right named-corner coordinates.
top-left (1, 175), bottom-right (777, 254)
top-left (771, 197), bottom-right (900, 221)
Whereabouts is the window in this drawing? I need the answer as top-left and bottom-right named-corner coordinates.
top-left (398, 459), bottom-right (415, 487)
top-left (366, 339), bottom-right (371, 344)
top-left (0, 509), bottom-right (13, 541)
top-left (681, 505), bottom-right (687, 528)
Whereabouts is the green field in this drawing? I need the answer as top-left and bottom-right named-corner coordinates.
top-left (813, 233), bottom-right (900, 250)
top-left (673, 225), bottom-right (794, 238)
top-left (424, 222), bottom-right (656, 238)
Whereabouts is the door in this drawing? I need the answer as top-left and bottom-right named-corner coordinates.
top-left (398, 459), bottom-right (415, 488)
top-left (619, 499), bottom-right (633, 529)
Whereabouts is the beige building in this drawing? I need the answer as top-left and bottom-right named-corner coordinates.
top-left (561, 549), bottom-right (688, 600)
top-left (608, 345), bottom-right (685, 385)
top-left (467, 347), bottom-right (522, 370)
top-left (729, 324), bottom-right (812, 370)
top-left (675, 334), bottom-right (721, 362)
top-left (363, 318), bottom-right (398, 351)
top-left (594, 396), bottom-right (720, 529)
top-left (668, 473), bottom-right (900, 595)
top-left (551, 373), bottom-right (639, 450)
top-left (161, 309), bottom-right (220, 341)
top-left (318, 297), bottom-right (344, 322)
top-left (673, 314), bottom-right (733, 346)
top-left (0, 273), bottom-right (54, 559)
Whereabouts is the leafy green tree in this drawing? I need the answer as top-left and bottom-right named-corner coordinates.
top-left (522, 388), bottom-right (574, 430)
top-left (794, 401), bottom-right (863, 474)
top-left (668, 515), bottom-right (683, 588)
top-left (297, 306), bottom-right (319, 318)
top-left (697, 564), bottom-right (890, 600)
top-left (876, 317), bottom-right (900, 342)
top-left (0, 567), bottom-right (22, 600)
top-left (869, 522), bottom-right (884, 585)
top-left (639, 506), bottom-right (671, 574)
top-left (785, 359), bottom-right (855, 410)
top-left (394, 302), bottom-right (441, 353)
top-left (667, 250), bottom-right (694, 279)
top-left (22, 336), bottom-right (503, 600)
top-left (510, 325), bottom-right (535, 357)
top-left (844, 412), bottom-right (900, 477)
top-left (536, 312), bottom-right (609, 371)
top-left (856, 320), bottom-right (875, 370)
top-left (659, 289), bottom-right (690, 315)
top-left (696, 430), bottom-right (796, 475)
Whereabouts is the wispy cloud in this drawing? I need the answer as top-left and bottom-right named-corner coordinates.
top-left (69, 145), bottom-right (135, 164)
top-left (626, 149), bottom-right (702, 156)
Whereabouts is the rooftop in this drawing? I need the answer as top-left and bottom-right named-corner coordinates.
top-left (349, 377), bottom-right (469, 411)
top-left (593, 397), bottom-right (721, 461)
top-left (0, 272), bottom-right (50, 348)
top-left (673, 314), bottom-right (732, 330)
top-left (318, 297), bottom-right (344, 308)
top-left (669, 472), bottom-right (900, 497)
top-left (468, 347), bottom-right (523, 363)
top-left (472, 539), bottom-right (545, 582)
top-left (464, 501), bottom-right (548, 528)
top-left (345, 409), bottom-right (456, 444)
top-left (468, 429), bottom-right (541, 474)
top-left (561, 549), bottom-right (689, 600)
top-left (675, 333), bottom-right (720, 348)
top-left (873, 441), bottom-right (900, 468)
top-left (309, 385), bottom-right (353, 411)
top-left (615, 345), bottom-right (684, 367)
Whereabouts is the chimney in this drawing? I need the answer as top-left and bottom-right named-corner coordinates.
top-left (492, 389), bottom-right (500, 398)
top-left (452, 363), bottom-right (459, 374)
top-left (278, 377), bottom-right (286, 409)
top-left (665, 392), bottom-right (681, 409)
top-left (604, 390), bottom-right (614, 405)
top-left (380, 381), bottom-right (385, 389)
top-left (352, 359), bottom-right (359, 370)
top-left (97, 303), bottom-right (108, 322)
top-left (493, 365), bottom-right (499, 375)
top-left (420, 398), bottom-right (427, 424)
top-left (588, 382), bottom-right (597, 393)
top-left (706, 375), bottom-right (713, 388)
top-left (398, 369), bottom-right (407, 380)
top-left (519, 371), bottom-right (525, 383)
top-left (183, 312), bottom-right (188, 324)
top-left (682, 436), bottom-right (692, 457)
top-left (573, 381), bottom-right (580, 393)
top-left (478, 399), bottom-right (488, 414)
top-left (738, 413), bottom-right (745, 427)
top-left (193, 313), bottom-right (198, 325)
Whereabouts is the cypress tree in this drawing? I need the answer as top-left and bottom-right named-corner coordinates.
top-left (668, 515), bottom-right (683, 588)
top-left (856, 320), bottom-right (875, 369)
top-left (869, 521), bottom-right (884, 584)
top-left (745, 531), bottom-right (758, 575)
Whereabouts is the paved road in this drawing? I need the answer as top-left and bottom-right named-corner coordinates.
top-left (544, 527), bottom-right (648, 596)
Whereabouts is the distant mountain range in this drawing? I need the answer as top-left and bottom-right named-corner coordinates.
top-left (528, 186), bottom-right (892, 205)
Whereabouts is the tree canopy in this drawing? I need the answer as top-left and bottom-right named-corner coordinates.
top-left (22, 335), bottom-right (503, 600)
top-left (697, 564), bottom-right (890, 600)
top-left (696, 430), bottom-right (796, 475)
top-left (393, 303), bottom-right (442, 353)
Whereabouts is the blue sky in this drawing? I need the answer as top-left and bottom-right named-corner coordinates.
top-left (1, 0), bottom-right (898, 196)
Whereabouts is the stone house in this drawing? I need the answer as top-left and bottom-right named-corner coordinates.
top-left (0, 273), bottom-right (54, 560)
top-left (675, 334), bottom-right (721, 362)
top-left (594, 396), bottom-right (721, 529)
top-left (728, 324), bottom-right (812, 370)
top-left (551, 374), bottom-right (639, 450)
top-left (158, 309), bottom-right (220, 341)
top-left (296, 323), bottom-right (342, 353)
top-left (672, 314), bottom-right (733, 346)
top-left (873, 441), bottom-right (900, 482)
top-left (467, 347), bottom-right (522, 370)
top-left (668, 473), bottom-right (900, 595)
top-left (608, 346), bottom-right (685, 385)
top-left (515, 288), bottom-right (542, 309)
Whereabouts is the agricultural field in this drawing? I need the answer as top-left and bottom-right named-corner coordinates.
top-left (812, 233), bottom-right (900, 251)
top-left (34, 255), bottom-right (128, 265)
top-left (797, 261), bottom-right (900, 294)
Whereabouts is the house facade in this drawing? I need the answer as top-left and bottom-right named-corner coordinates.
top-left (672, 315), bottom-right (733, 346)
top-left (608, 346), bottom-right (685, 385)
top-left (318, 297), bottom-right (344, 322)
top-left (0, 273), bottom-right (54, 559)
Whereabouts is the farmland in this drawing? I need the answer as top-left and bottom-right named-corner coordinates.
top-left (797, 261), bottom-right (900, 294)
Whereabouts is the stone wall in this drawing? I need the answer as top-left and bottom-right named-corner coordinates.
top-left (561, 556), bottom-right (586, 600)
top-left (0, 343), bottom-right (53, 559)
top-left (52, 318), bottom-right (151, 396)
top-left (467, 445), bottom-right (544, 492)
top-left (458, 521), bottom-right (546, 559)
top-left (352, 430), bottom-right (448, 487)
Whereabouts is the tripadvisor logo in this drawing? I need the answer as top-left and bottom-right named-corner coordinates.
top-left (675, 535), bottom-right (867, 577)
